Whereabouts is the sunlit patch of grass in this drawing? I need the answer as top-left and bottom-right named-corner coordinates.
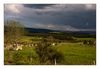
top-left (56, 43), bottom-right (96, 65)
top-left (75, 38), bottom-right (96, 41)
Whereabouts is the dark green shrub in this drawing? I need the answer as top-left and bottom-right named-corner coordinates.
top-left (35, 39), bottom-right (64, 65)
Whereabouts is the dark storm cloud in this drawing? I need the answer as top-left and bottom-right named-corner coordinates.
top-left (23, 4), bottom-right (55, 9)
top-left (4, 4), bottom-right (96, 31)
top-left (58, 10), bottom-right (96, 29)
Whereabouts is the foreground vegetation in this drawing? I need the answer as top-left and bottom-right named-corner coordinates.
top-left (4, 41), bottom-right (96, 65)
top-left (4, 20), bottom-right (96, 65)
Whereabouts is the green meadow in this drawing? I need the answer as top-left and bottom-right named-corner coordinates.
top-left (4, 41), bottom-right (96, 65)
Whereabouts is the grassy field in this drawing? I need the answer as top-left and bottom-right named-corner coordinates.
top-left (4, 42), bottom-right (96, 65)
top-left (19, 36), bottom-right (42, 42)
top-left (56, 43), bottom-right (96, 65)
top-left (75, 38), bottom-right (96, 41)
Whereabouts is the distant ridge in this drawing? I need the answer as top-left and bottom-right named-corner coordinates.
top-left (25, 27), bottom-right (96, 34)
top-left (25, 28), bottom-right (56, 33)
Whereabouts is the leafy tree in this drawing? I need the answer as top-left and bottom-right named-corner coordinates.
top-left (4, 20), bottom-right (25, 43)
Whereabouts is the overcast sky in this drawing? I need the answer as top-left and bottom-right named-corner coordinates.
top-left (4, 4), bottom-right (96, 31)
